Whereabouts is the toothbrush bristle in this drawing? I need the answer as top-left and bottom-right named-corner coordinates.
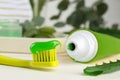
top-left (32, 49), bottom-right (56, 62)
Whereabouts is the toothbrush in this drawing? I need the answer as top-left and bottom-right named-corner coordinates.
top-left (30, 40), bottom-right (61, 68)
top-left (0, 40), bottom-right (61, 69)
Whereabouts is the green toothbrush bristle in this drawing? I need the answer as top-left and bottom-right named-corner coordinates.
top-left (32, 49), bottom-right (56, 62)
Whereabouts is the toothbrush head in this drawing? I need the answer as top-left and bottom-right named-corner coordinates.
top-left (30, 40), bottom-right (61, 68)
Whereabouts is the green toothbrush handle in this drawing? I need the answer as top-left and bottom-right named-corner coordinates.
top-left (0, 55), bottom-right (30, 68)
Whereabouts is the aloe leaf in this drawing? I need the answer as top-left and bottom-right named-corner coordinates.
top-left (84, 60), bottom-right (120, 76)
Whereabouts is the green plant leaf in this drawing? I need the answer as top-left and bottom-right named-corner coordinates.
top-left (23, 27), bottom-right (37, 37)
top-left (51, 16), bottom-right (58, 20)
top-left (38, 27), bottom-right (56, 34)
top-left (51, 0), bottom-right (69, 20)
top-left (89, 17), bottom-right (104, 29)
top-left (50, 11), bottom-right (62, 20)
top-left (23, 27), bottom-right (56, 38)
top-left (29, 0), bottom-right (46, 17)
top-left (36, 27), bottom-right (56, 38)
top-left (66, 10), bottom-right (86, 28)
top-left (32, 16), bottom-right (45, 26)
top-left (58, 0), bottom-right (70, 11)
top-left (32, 0), bottom-right (46, 17)
top-left (89, 22), bottom-right (100, 31)
top-left (21, 20), bottom-right (34, 31)
top-left (50, 15), bottom-right (60, 20)
top-left (54, 22), bottom-right (65, 27)
top-left (79, 7), bottom-right (98, 21)
top-left (35, 32), bottom-right (55, 38)
top-left (76, 0), bottom-right (85, 9)
top-left (38, 0), bottom-right (46, 15)
top-left (29, 0), bottom-right (34, 11)
top-left (93, 1), bottom-right (108, 16)
top-left (111, 23), bottom-right (119, 30)
top-left (97, 2), bottom-right (108, 16)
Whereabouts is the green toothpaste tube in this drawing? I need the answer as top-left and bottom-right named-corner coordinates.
top-left (66, 29), bottom-right (120, 62)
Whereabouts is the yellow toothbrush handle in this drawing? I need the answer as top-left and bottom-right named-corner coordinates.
top-left (0, 55), bottom-right (30, 68)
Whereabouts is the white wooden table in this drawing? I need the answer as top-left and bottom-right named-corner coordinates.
top-left (0, 52), bottom-right (120, 80)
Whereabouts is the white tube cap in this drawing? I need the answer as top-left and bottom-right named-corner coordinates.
top-left (66, 30), bottom-right (98, 62)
